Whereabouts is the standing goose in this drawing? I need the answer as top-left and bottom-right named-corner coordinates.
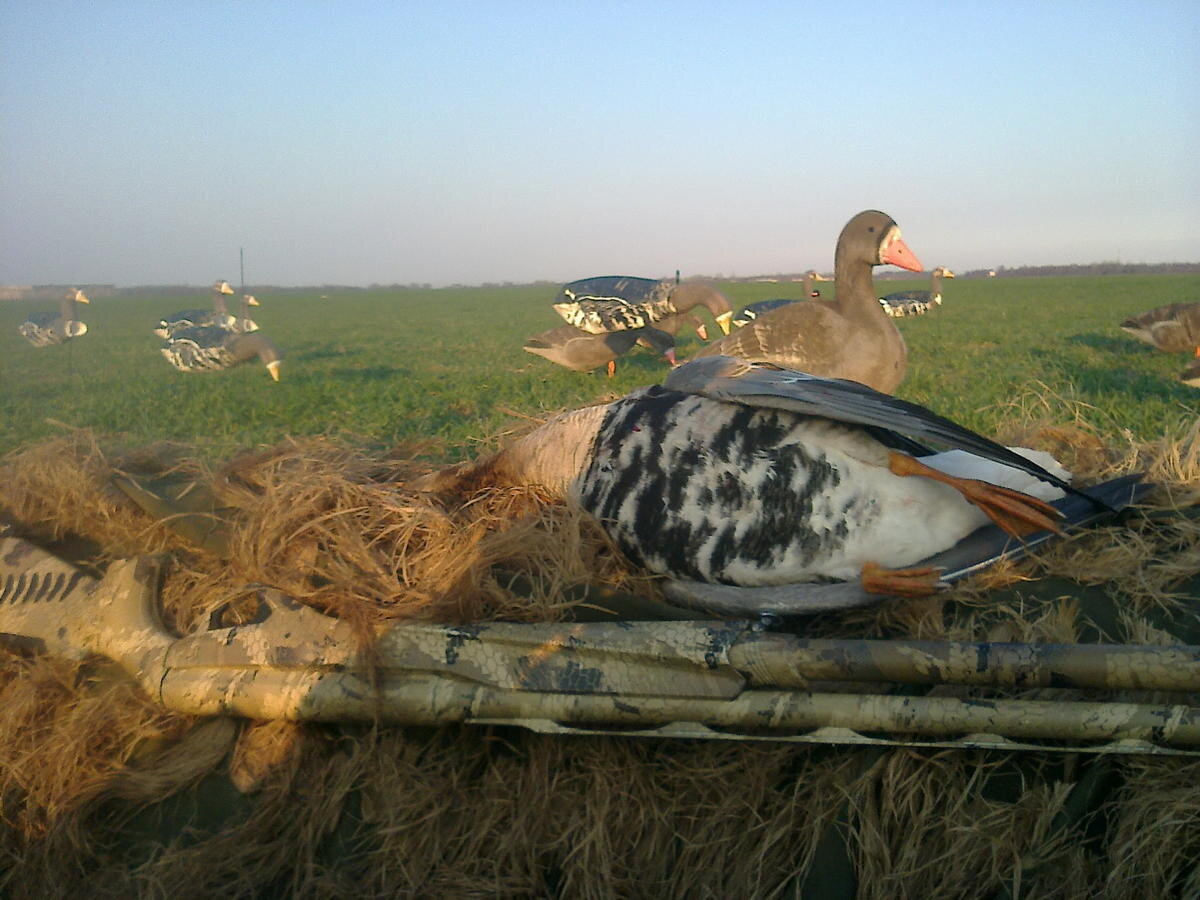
top-left (879, 266), bottom-right (955, 317)
top-left (421, 356), bottom-right (1138, 612)
top-left (155, 281), bottom-right (260, 339)
top-left (552, 276), bottom-right (733, 337)
top-left (523, 324), bottom-right (676, 376)
top-left (694, 210), bottom-right (921, 393)
top-left (730, 271), bottom-right (826, 328)
top-left (18, 289), bottom-right (90, 347)
top-left (161, 326), bottom-right (282, 380)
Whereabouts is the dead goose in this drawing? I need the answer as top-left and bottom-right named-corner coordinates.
top-left (422, 355), bottom-right (1136, 613)
top-left (155, 281), bottom-right (260, 339)
top-left (552, 276), bottom-right (733, 337)
top-left (18, 289), bottom-right (90, 347)
top-left (694, 211), bottom-right (921, 393)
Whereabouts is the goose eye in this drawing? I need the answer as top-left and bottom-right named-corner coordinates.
top-left (867, 226), bottom-right (875, 233)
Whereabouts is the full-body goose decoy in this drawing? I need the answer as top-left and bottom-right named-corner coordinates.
top-left (1119, 302), bottom-right (1200, 353)
top-left (423, 355), bottom-right (1141, 614)
top-left (695, 211), bottom-right (921, 393)
top-left (524, 324), bottom-right (676, 376)
top-left (879, 266), bottom-right (954, 317)
top-left (161, 326), bottom-right (282, 380)
top-left (730, 271), bottom-right (826, 328)
top-left (1120, 302), bottom-right (1200, 387)
top-left (155, 281), bottom-right (260, 339)
top-left (552, 276), bottom-right (733, 337)
top-left (18, 289), bottom-right (90, 347)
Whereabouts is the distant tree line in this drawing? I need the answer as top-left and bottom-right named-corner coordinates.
top-left (956, 262), bottom-right (1200, 278)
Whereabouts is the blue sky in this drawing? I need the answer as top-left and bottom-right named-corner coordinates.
top-left (2, 1), bottom-right (1197, 286)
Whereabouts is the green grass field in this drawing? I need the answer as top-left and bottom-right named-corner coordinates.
top-left (2, 274), bottom-right (1198, 459)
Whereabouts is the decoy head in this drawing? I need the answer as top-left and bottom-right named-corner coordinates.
top-left (839, 210), bottom-right (923, 273)
top-left (231, 333), bottom-right (283, 380)
top-left (68, 288), bottom-right (90, 304)
top-left (937, 267), bottom-right (956, 278)
top-left (671, 283), bottom-right (733, 334)
top-left (244, 294), bottom-right (260, 307)
top-left (213, 280), bottom-right (235, 295)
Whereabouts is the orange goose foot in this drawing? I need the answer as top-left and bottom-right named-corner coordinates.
top-left (606, 360), bottom-right (616, 378)
top-left (861, 561), bottom-right (944, 598)
top-left (887, 452), bottom-right (1064, 538)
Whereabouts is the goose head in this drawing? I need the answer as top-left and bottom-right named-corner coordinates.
top-left (67, 288), bottom-right (90, 304)
top-left (213, 280), bottom-right (235, 295)
top-left (838, 210), bottom-right (924, 273)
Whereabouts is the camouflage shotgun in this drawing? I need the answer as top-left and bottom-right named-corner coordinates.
top-left (2, 528), bottom-right (1198, 754)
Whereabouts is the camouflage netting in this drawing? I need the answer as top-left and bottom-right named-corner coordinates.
top-left (0, 412), bottom-right (1197, 897)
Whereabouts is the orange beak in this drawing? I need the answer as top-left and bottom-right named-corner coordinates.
top-left (882, 236), bottom-right (923, 272)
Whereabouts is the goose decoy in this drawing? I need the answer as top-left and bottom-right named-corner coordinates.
top-left (523, 324), bottom-right (676, 376)
top-left (653, 312), bottom-right (711, 342)
top-left (879, 266), bottom-right (954, 318)
top-left (551, 276), bottom-right (733, 337)
top-left (1119, 302), bottom-right (1200, 355)
top-left (730, 272), bottom-right (826, 328)
top-left (732, 297), bottom-right (802, 329)
top-left (161, 326), bottom-right (282, 380)
top-left (694, 210), bottom-right (921, 393)
top-left (1120, 302), bottom-right (1200, 388)
top-left (18, 289), bottom-right (90, 347)
top-left (423, 355), bottom-right (1140, 613)
top-left (154, 281), bottom-right (260, 339)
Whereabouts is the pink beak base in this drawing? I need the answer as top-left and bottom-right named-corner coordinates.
top-left (881, 236), bottom-right (924, 273)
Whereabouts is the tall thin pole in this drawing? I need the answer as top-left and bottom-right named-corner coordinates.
top-left (239, 247), bottom-right (245, 295)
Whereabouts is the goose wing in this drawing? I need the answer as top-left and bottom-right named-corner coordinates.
top-left (664, 355), bottom-right (1091, 503)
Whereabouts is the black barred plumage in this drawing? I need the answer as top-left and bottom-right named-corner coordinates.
top-left (161, 326), bottom-right (240, 371)
top-left (161, 326), bottom-right (282, 379)
top-left (551, 276), bottom-right (732, 336)
top-left (577, 386), bottom-right (873, 585)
